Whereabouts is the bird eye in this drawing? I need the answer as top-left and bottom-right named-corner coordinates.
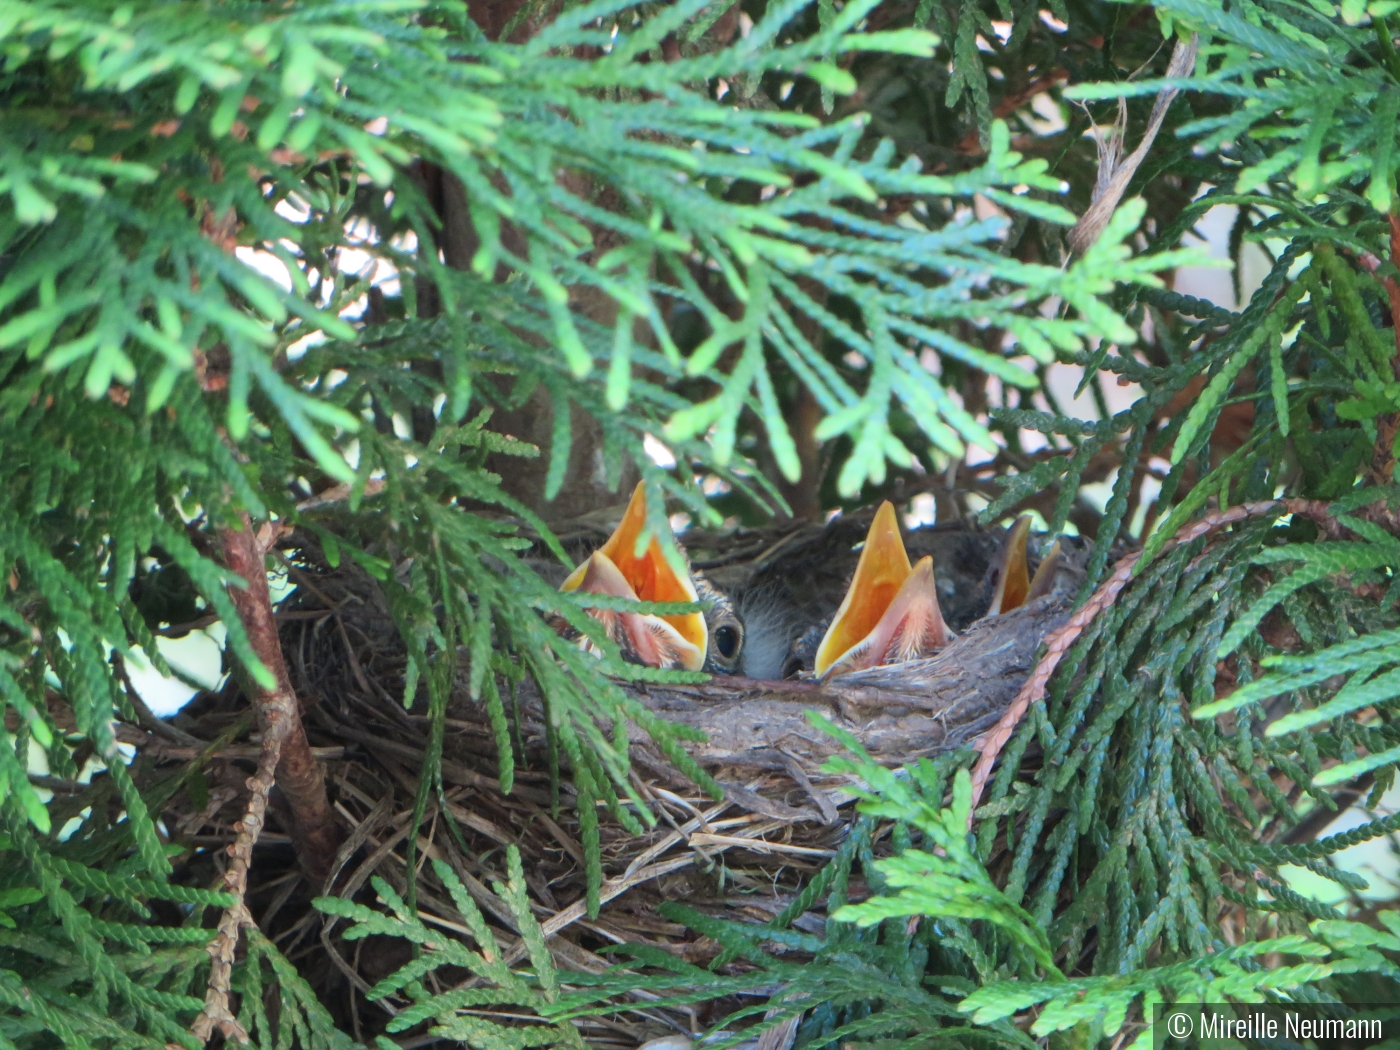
top-left (714, 624), bottom-right (741, 660)
top-left (781, 656), bottom-right (803, 679)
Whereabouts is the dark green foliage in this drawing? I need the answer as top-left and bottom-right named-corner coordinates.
top-left (560, 751), bottom-right (1400, 1050)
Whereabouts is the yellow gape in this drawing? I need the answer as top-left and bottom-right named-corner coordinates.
top-left (559, 483), bottom-right (707, 671)
top-left (814, 502), bottom-right (950, 678)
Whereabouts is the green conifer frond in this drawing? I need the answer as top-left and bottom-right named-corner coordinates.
top-left (563, 737), bottom-right (1400, 1050)
top-left (313, 851), bottom-right (583, 1050)
top-left (12, 0), bottom-right (1400, 1045)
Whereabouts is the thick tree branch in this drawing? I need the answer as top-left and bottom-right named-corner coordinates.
top-left (192, 517), bottom-right (344, 1043)
top-left (219, 517), bottom-right (341, 882)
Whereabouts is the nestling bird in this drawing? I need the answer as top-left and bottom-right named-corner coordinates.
top-left (811, 501), bottom-right (952, 678)
top-left (543, 484), bottom-right (1075, 682)
top-left (553, 482), bottom-right (744, 673)
top-left (777, 505), bottom-right (1069, 679)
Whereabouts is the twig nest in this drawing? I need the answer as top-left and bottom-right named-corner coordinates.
top-left (628, 594), bottom-right (1070, 766)
top-left (501, 594), bottom-right (1073, 822)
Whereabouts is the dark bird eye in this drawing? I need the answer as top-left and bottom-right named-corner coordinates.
top-left (714, 624), bottom-right (740, 659)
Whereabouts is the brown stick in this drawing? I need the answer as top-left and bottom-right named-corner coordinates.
top-left (191, 517), bottom-right (343, 1043)
top-left (1350, 229), bottom-right (1400, 484)
top-left (1066, 35), bottom-right (1199, 255)
top-left (966, 498), bottom-right (1350, 819)
top-left (189, 705), bottom-right (286, 1045)
top-left (219, 516), bottom-right (341, 881)
top-left (968, 553), bottom-right (1140, 819)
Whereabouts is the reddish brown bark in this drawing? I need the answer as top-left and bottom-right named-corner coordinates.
top-left (1383, 213), bottom-right (1400, 351)
top-left (1353, 216), bottom-right (1400, 484)
top-left (219, 516), bottom-right (341, 884)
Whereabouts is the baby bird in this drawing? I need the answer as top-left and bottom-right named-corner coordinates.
top-left (812, 502), bottom-right (951, 678)
top-left (555, 482), bottom-right (744, 674)
top-left (790, 507), bottom-right (1062, 679)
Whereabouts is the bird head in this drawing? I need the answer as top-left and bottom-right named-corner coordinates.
top-left (813, 502), bottom-right (951, 678)
top-left (770, 508), bottom-right (1057, 679)
top-left (696, 576), bottom-right (745, 674)
top-left (558, 482), bottom-right (709, 671)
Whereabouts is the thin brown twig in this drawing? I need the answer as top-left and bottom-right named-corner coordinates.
top-left (967, 549), bottom-right (1141, 819)
top-left (129, 736), bottom-right (347, 762)
top-left (190, 706), bottom-right (288, 1045)
top-left (110, 650), bottom-right (205, 748)
top-left (966, 497), bottom-right (1352, 820)
top-left (1066, 35), bottom-right (1198, 254)
top-left (1356, 218), bottom-right (1400, 483)
top-left (153, 607), bottom-right (336, 637)
top-left (1357, 215), bottom-right (1400, 362)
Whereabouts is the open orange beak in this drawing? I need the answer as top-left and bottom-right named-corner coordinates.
top-left (1026, 538), bottom-right (1063, 603)
top-left (814, 502), bottom-right (950, 679)
top-left (559, 482), bottom-right (707, 671)
top-left (987, 515), bottom-right (1033, 617)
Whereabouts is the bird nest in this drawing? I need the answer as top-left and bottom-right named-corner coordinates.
top-left (128, 515), bottom-right (1076, 1046)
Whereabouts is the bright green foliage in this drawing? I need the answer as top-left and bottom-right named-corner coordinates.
top-left (1071, 0), bottom-right (1400, 212)
top-left (10, 0), bottom-right (1400, 1046)
top-left (1194, 490), bottom-right (1400, 787)
top-left (0, 0), bottom-right (1178, 503)
top-left (963, 917), bottom-right (1400, 1050)
top-left (827, 751), bottom-right (1062, 979)
top-left (314, 850), bottom-right (582, 1050)
top-left (0, 2), bottom-right (1186, 1042)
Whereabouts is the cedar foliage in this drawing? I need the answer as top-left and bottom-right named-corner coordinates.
top-left (8, 0), bottom-right (1400, 1048)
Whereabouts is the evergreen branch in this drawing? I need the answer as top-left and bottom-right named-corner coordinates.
top-left (216, 516), bottom-right (340, 883)
top-left (312, 849), bottom-right (581, 1050)
top-left (830, 766), bottom-right (1064, 979)
top-left (972, 497), bottom-right (1349, 815)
